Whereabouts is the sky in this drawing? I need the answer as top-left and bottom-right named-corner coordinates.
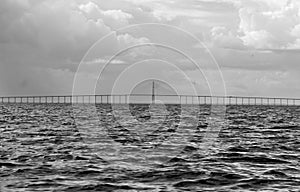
top-left (1, 0), bottom-right (300, 97)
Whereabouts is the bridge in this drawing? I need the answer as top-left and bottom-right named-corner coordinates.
top-left (0, 94), bottom-right (299, 106)
top-left (1, 81), bottom-right (299, 106)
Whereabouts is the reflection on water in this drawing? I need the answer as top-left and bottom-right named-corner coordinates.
top-left (0, 104), bottom-right (299, 191)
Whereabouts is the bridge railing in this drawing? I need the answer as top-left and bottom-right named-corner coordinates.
top-left (0, 94), bottom-right (299, 106)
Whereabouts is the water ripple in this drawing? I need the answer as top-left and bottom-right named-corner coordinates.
top-left (0, 104), bottom-right (299, 191)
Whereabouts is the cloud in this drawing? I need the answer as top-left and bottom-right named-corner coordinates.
top-left (0, 0), bottom-right (153, 95)
top-left (0, 0), bottom-right (299, 97)
top-left (81, 58), bottom-right (125, 65)
top-left (79, 1), bottom-right (133, 29)
top-left (207, 0), bottom-right (300, 50)
top-left (210, 26), bottom-right (245, 49)
top-left (240, 30), bottom-right (275, 49)
top-left (237, 0), bottom-right (300, 50)
top-left (117, 33), bottom-right (150, 48)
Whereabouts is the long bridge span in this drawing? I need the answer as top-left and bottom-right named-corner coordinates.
top-left (0, 94), bottom-right (299, 106)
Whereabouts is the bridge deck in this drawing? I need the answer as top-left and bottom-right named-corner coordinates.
top-left (0, 94), bottom-right (299, 106)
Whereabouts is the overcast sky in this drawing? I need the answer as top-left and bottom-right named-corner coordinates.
top-left (1, 0), bottom-right (300, 97)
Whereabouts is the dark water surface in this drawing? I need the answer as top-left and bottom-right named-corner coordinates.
top-left (0, 104), bottom-right (299, 191)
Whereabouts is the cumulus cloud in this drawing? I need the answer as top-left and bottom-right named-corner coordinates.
top-left (239, 7), bottom-right (284, 48)
top-left (79, 2), bottom-right (133, 29)
top-left (210, 26), bottom-right (245, 49)
top-left (209, 0), bottom-right (300, 50)
top-left (0, 0), bottom-right (299, 97)
top-left (0, 0), bottom-right (153, 95)
top-left (238, 0), bottom-right (300, 49)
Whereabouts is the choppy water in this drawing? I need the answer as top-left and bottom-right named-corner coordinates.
top-left (0, 104), bottom-right (299, 191)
